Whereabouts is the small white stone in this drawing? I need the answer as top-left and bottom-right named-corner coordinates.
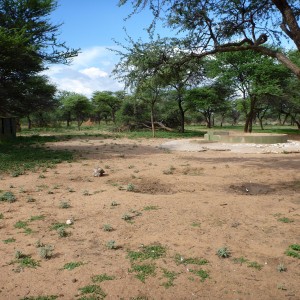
top-left (66, 219), bottom-right (73, 225)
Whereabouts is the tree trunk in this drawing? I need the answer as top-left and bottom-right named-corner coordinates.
top-left (151, 104), bottom-right (155, 138)
top-left (259, 117), bottom-right (264, 130)
top-left (27, 116), bottom-right (32, 130)
top-left (178, 98), bottom-right (185, 133)
top-left (282, 113), bottom-right (289, 125)
top-left (244, 97), bottom-right (256, 132)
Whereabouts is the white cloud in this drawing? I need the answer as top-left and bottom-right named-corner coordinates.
top-left (80, 67), bottom-right (108, 79)
top-left (43, 46), bottom-right (123, 97)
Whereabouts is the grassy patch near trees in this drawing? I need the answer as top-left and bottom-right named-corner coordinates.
top-left (0, 135), bottom-right (73, 176)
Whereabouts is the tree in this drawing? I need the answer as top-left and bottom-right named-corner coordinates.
top-left (159, 53), bottom-right (206, 132)
top-left (0, 0), bottom-right (79, 116)
top-left (92, 91), bottom-right (122, 124)
top-left (209, 50), bottom-right (290, 132)
top-left (186, 81), bottom-right (233, 128)
top-left (61, 94), bottom-right (91, 130)
top-left (119, 0), bottom-right (300, 78)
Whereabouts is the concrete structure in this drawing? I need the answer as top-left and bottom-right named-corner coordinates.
top-left (204, 131), bottom-right (288, 144)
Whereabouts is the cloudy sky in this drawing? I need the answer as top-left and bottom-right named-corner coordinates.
top-left (44, 1), bottom-right (167, 97)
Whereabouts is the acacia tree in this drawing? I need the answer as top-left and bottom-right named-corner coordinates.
top-left (186, 81), bottom-right (233, 128)
top-left (119, 0), bottom-right (300, 78)
top-left (209, 50), bottom-right (290, 132)
top-left (61, 94), bottom-right (91, 130)
top-left (0, 0), bottom-right (78, 116)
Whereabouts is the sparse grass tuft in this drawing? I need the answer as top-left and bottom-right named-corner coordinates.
top-left (189, 269), bottom-right (209, 282)
top-left (161, 268), bottom-right (177, 288)
top-left (59, 201), bottom-right (71, 209)
top-left (277, 263), bottom-right (287, 272)
top-left (103, 224), bottom-right (113, 232)
top-left (175, 254), bottom-right (208, 266)
top-left (3, 237), bottom-right (16, 244)
top-left (216, 247), bottom-right (231, 258)
top-left (20, 296), bottom-right (58, 300)
top-left (0, 191), bottom-right (16, 203)
top-left (38, 245), bottom-right (54, 259)
top-left (278, 217), bottom-right (294, 223)
top-left (247, 261), bottom-right (263, 270)
top-left (62, 261), bottom-right (84, 270)
top-left (91, 273), bottom-right (115, 283)
top-left (143, 205), bottom-right (159, 211)
top-left (13, 251), bottom-right (40, 268)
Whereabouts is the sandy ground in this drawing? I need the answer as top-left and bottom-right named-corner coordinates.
top-left (0, 136), bottom-right (299, 300)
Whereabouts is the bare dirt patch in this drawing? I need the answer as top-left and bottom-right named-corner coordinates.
top-left (0, 136), bottom-right (299, 300)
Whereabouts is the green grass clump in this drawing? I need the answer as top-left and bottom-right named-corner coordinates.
top-left (175, 254), bottom-right (208, 266)
top-left (247, 261), bottom-right (263, 270)
top-left (143, 206), bottom-right (159, 211)
top-left (62, 261), bottom-right (84, 270)
top-left (216, 247), bottom-right (231, 258)
top-left (50, 222), bottom-right (70, 231)
top-left (14, 251), bottom-right (40, 268)
top-left (20, 296), bottom-right (58, 300)
top-left (285, 244), bottom-right (300, 259)
top-left (91, 273), bottom-right (115, 283)
top-left (161, 268), bottom-right (177, 288)
top-left (29, 215), bottom-right (45, 221)
top-left (14, 220), bottom-right (28, 229)
top-left (0, 191), bottom-right (16, 202)
top-left (278, 217), bottom-right (294, 223)
top-left (78, 285), bottom-right (106, 299)
top-left (3, 237), bottom-right (16, 244)
top-left (129, 264), bottom-right (156, 283)
top-left (127, 244), bottom-right (166, 261)
top-left (189, 269), bottom-right (209, 282)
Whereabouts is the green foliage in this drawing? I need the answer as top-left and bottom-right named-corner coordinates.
top-left (0, 0), bottom-right (78, 115)
top-left (175, 254), bottom-right (208, 266)
top-left (143, 205), bottom-right (159, 211)
top-left (0, 137), bottom-right (73, 175)
top-left (91, 274), bottom-right (115, 283)
top-left (127, 244), bottom-right (166, 261)
top-left (62, 261), bottom-right (84, 270)
top-left (14, 251), bottom-right (40, 268)
top-left (278, 217), bottom-right (294, 223)
top-left (78, 285), bottom-right (107, 299)
top-left (20, 296), bottom-right (58, 300)
top-left (216, 247), bottom-right (231, 258)
top-left (247, 261), bottom-right (263, 270)
top-left (189, 269), bottom-right (209, 282)
top-left (161, 268), bottom-right (177, 288)
top-left (3, 237), bottom-right (16, 244)
top-left (285, 244), bottom-right (300, 259)
top-left (129, 264), bottom-right (156, 283)
top-left (0, 191), bottom-right (16, 202)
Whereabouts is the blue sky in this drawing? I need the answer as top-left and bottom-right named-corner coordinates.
top-left (44, 1), bottom-right (166, 97)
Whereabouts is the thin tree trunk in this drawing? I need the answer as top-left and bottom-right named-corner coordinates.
top-left (151, 104), bottom-right (155, 138)
top-left (27, 116), bottom-right (32, 130)
top-left (178, 98), bottom-right (185, 133)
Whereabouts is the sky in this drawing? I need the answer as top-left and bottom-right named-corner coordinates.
top-left (44, 1), bottom-right (167, 97)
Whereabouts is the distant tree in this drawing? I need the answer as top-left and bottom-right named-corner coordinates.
top-left (92, 91), bottom-right (122, 124)
top-left (186, 81), bottom-right (233, 128)
top-left (61, 94), bottom-right (91, 130)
